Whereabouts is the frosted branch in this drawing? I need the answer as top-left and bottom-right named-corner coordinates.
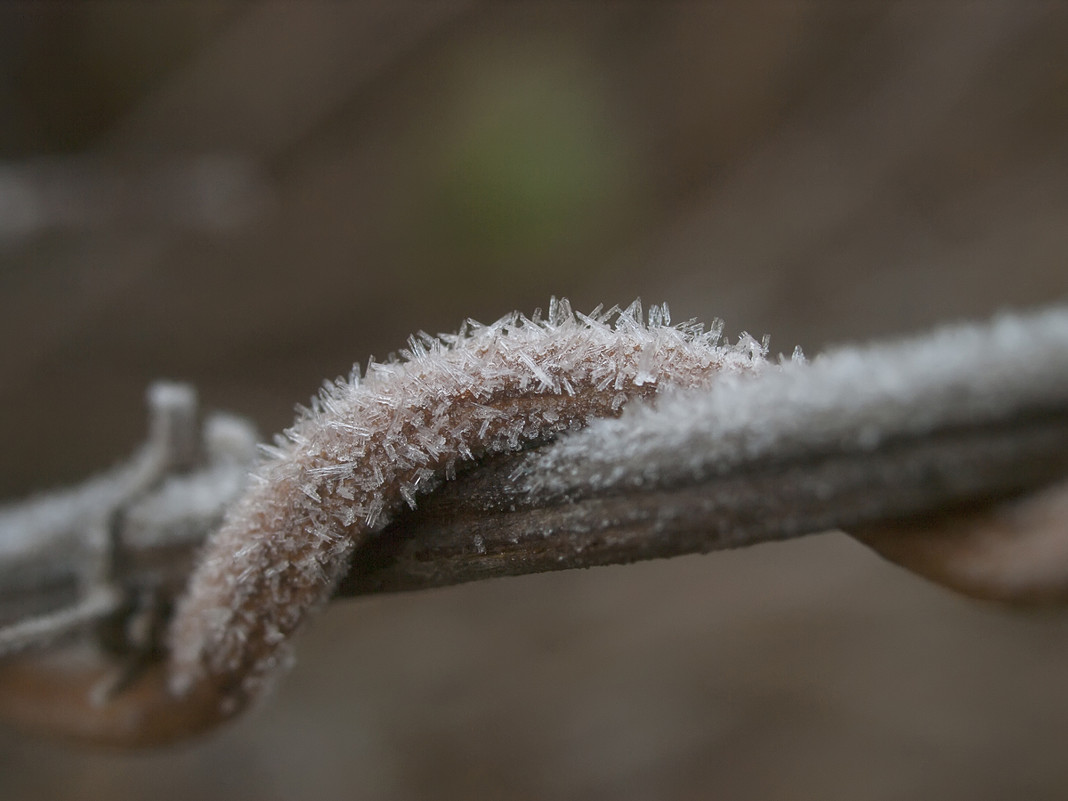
top-left (2, 306), bottom-right (1065, 655)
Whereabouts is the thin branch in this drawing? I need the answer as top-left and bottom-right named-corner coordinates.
top-left (1, 306), bottom-right (1067, 659)
top-left (5, 401), bottom-right (1065, 641)
top-left (0, 304), bottom-right (1065, 748)
top-left (340, 408), bottom-right (1068, 596)
top-left (343, 305), bottom-right (1068, 596)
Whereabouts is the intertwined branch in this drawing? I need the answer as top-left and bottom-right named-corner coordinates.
top-left (0, 304), bottom-right (1066, 747)
top-left (3, 306), bottom-right (1067, 654)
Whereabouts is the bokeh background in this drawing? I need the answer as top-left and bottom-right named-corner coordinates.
top-left (2, 3), bottom-right (1068, 799)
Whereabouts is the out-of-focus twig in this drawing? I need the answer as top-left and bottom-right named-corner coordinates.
top-left (0, 385), bottom-right (258, 654)
top-left (0, 155), bottom-right (271, 243)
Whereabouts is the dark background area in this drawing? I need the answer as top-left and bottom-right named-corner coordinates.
top-left (1, 3), bottom-right (1067, 799)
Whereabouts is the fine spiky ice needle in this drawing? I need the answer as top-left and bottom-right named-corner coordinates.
top-left (166, 300), bottom-right (768, 713)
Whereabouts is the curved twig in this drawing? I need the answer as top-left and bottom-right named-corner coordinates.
top-left (0, 303), bottom-right (1066, 746)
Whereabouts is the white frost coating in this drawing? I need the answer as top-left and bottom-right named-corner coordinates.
top-left (167, 299), bottom-right (767, 708)
top-left (521, 306), bottom-right (1068, 497)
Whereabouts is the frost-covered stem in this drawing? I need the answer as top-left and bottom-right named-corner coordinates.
top-left (343, 303), bottom-right (1068, 595)
top-left (0, 302), bottom-right (1066, 748)
top-left (4, 405), bottom-right (1065, 646)
top-left (342, 404), bottom-right (1068, 597)
top-left (6, 395), bottom-right (1063, 637)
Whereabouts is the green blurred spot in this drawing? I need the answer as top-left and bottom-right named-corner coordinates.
top-left (425, 54), bottom-right (630, 276)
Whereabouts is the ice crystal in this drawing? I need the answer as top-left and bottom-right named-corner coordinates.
top-left (167, 299), bottom-right (766, 708)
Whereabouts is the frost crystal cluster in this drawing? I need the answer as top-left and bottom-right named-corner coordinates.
top-left (521, 305), bottom-right (1068, 499)
top-left (168, 299), bottom-right (767, 709)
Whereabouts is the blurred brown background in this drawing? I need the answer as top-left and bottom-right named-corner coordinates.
top-left (2, 3), bottom-right (1068, 799)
